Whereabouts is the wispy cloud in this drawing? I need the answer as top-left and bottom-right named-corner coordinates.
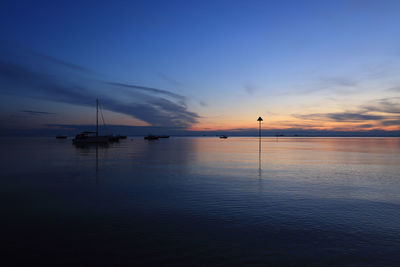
top-left (386, 86), bottom-right (400, 92)
top-left (300, 75), bottom-right (359, 95)
top-left (292, 97), bottom-right (400, 129)
top-left (277, 74), bottom-right (361, 96)
top-left (22, 110), bottom-right (56, 116)
top-left (294, 112), bottom-right (386, 122)
top-left (320, 76), bottom-right (358, 87)
top-left (243, 83), bottom-right (257, 95)
top-left (29, 51), bottom-right (95, 74)
top-left (104, 81), bottom-right (186, 102)
top-left (361, 97), bottom-right (400, 114)
top-left (380, 119), bottom-right (400, 126)
top-left (198, 100), bottom-right (207, 107)
top-left (0, 50), bottom-right (199, 128)
top-left (158, 72), bottom-right (183, 87)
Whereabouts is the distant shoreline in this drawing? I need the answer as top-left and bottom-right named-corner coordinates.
top-left (3, 125), bottom-right (398, 138)
top-left (1, 135), bottom-right (399, 138)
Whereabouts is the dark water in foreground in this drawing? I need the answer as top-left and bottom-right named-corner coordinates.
top-left (1, 137), bottom-right (400, 266)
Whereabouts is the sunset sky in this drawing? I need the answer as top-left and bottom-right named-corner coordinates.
top-left (1, 0), bottom-right (400, 135)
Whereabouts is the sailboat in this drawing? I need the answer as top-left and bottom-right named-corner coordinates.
top-left (72, 99), bottom-right (110, 145)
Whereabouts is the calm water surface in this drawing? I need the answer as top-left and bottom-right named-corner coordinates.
top-left (1, 137), bottom-right (400, 265)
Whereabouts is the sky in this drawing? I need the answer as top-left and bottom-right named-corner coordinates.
top-left (1, 0), bottom-right (400, 135)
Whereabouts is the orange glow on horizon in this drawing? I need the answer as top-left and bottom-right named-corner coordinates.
top-left (188, 119), bottom-right (399, 132)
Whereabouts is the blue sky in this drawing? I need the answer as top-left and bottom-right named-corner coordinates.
top-left (1, 0), bottom-right (400, 134)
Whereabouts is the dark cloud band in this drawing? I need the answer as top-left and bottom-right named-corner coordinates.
top-left (0, 51), bottom-right (199, 128)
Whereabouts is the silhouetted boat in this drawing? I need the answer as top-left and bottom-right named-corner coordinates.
top-left (72, 99), bottom-right (111, 145)
top-left (158, 135), bottom-right (170, 138)
top-left (219, 135), bottom-right (228, 139)
top-left (56, 135), bottom-right (67, 139)
top-left (73, 131), bottom-right (109, 144)
top-left (144, 134), bottom-right (159, 140)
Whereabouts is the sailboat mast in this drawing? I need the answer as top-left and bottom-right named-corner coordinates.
top-left (96, 98), bottom-right (99, 137)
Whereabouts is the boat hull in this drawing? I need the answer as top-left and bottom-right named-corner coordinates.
top-left (72, 136), bottom-right (109, 144)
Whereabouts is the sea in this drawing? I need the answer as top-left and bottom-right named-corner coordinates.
top-left (1, 137), bottom-right (400, 266)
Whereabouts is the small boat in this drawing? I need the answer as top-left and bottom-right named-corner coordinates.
top-left (56, 135), bottom-right (67, 139)
top-left (73, 131), bottom-right (109, 144)
top-left (144, 134), bottom-right (159, 140)
top-left (158, 135), bottom-right (170, 138)
top-left (72, 99), bottom-right (111, 145)
top-left (219, 135), bottom-right (228, 139)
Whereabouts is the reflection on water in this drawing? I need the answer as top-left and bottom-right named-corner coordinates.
top-left (73, 143), bottom-right (110, 184)
top-left (1, 137), bottom-right (400, 265)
